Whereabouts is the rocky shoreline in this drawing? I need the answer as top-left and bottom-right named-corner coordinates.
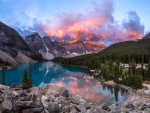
top-left (103, 81), bottom-right (150, 113)
top-left (0, 83), bottom-right (150, 113)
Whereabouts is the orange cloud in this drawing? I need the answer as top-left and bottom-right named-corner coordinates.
top-left (29, 3), bottom-right (144, 46)
top-left (127, 29), bottom-right (143, 40)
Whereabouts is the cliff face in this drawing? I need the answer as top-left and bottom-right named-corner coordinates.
top-left (43, 37), bottom-right (67, 56)
top-left (23, 35), bottom-right (106, 60)
top-left (0, 22), bottom-right (39, 67)
top-left (23, 32), bottom-right (45, 57)
top-left (0, 22), bottom-right (35, 59)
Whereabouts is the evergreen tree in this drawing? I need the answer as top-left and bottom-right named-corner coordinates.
top-left (147, 58), bottom-right (150, 79)
top-left (114, 62), bottom-right (119, 83)
top-left (28, 62), bottom-right (32, 88)
top-left (1, 66), bottom-right (5, 85)
top-left (22, 68), bottom-right (28, 85)
top-left (138, 75), bottom-right (143, 89)
top-left (131, 59), bottom-right (136, 75)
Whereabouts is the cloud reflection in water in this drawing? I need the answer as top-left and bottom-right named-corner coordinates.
top-left (38, 61), bottom-right (126, 104)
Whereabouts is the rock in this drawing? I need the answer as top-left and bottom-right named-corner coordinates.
top-left (61, 105), bottom-right (71, 112)
top-left (101, 104), bottom-right (110, 111)
top-left (75, 103), bottom-right (87, 112)
top-left (15, 92), bottom-right (31, 101)
top-left (29, 93), bottom-right (37, 101)
top-left (46, 102), bottom-right (61, 113)
top-left (41, 109), bottom-right (49, 113)
top-left (70, 105), bottom-right (78, 113)
top-left (118, 107), bottom-right (129, 113)
top-left (61, 101), bottom-right (71, 107)
top-left (17, 96), bottom-right (31, 101)
top-left (22, 107), bottom-right (43, 113)
top-left (45, 85), bottom-right (69, 97)
top-left (10, 90), bottom-right (19, 98)
top-left (21, 83), bottom-right (28, 89)
top-left (41, 100), bottom-right (49, 109)
top-left (85, 101), bottom-right (91, 109)
top-left (70, 95), bottom-right (87, 104)
top-left (2, 90), bottom-right (14, 101)
top-left (61, 104), bottom-right (78, 113)
top-left (0, 99), bottom-right (13, 112)
top-left (19, 90), bottom-right (28, 97)
top-left (10, 83), bottom-right (21, 89)
top-left (110, 104), bottom-right (117, 112)
top-left (14, 101), bottom-right (41, 108)
top-left (41, 95), bottom-right (50, 102)
top-left (0, 84), bottom-right (9, 90)
top-left (0, 91), bottom-right (4, 103)
top-left (1, 84), bottom-right (150, 113)
top-left (58, 96), bottom-right (67, 104)
top-left (46, 90), bottom-right (60, 97)
top-left (89, 106), bottom-right (109, 113)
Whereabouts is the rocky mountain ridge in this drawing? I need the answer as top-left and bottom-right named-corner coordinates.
top-left (0, 22), bottom-right (38, 68)
top-left (23, 33), bottom-right (106, 60)
top-left (0, 21), bottom-right (105, 67)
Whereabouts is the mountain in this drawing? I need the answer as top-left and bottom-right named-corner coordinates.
top-left (85, 40), bottom-right (106, 53)
top-left (143, 32), bottom-right (150, 39)
top-left (0, 22), bottom-right (37, 68)
top-left (23, 32), bottom-right (45, 57)
top-left (64, 39), bottom-right (105, 54)
top-left (61, 33), bottom-right (150, 69)
top-left (23, 34), bottom-right (106, 60)
top-left (64, 39), bottom-right (87, 54)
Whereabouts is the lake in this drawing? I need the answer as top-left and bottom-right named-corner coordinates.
top-left (0, 61), bottom-right (127, 105)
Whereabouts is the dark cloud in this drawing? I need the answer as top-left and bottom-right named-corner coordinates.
top-left (123, 11), bottom-right (144, 32)
top-left (122, 11), bottom-right (144, 40)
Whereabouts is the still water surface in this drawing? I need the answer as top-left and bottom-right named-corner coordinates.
top-left (0, 61), bottom-right (127, 105)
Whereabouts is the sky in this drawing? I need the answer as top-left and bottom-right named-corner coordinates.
top-left (0, 0), bottom-right (150, 46)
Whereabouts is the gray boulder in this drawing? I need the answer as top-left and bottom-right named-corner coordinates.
top-left (69, 95), bottom-right (87, 104)
top-left (22, 107), bottom-right (43, 113)
top-left (10, 83), bottom-right (21, 89)
top-left (47, 102), bottom-right (61, 113)
top-left (45, 85), bottom-right (69, 97)
top-left (75, 103), bottom-right (87, 112)
top-left (14, 100), bottom-right (41, 108)
top-left (0, 99), bottom-right (13, 113)
top-left (0, 91), bottom-right (4, 103)
top-left (101, 104), bottom-right (110, 111)
top-left (89, 105), bottom-right (109, 113)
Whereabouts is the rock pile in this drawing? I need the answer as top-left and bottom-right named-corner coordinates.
top-left (0, 84), bottom-right (150, 113)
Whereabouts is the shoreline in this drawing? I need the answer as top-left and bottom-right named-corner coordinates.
top-left (0, 60), bottom-right (48, 71)
top-left (61, 64), bottom-right (91, 70)
top-left (103, 80), bottom-right (150, 111)
top-left (1, 83), bottom-right (150, 112)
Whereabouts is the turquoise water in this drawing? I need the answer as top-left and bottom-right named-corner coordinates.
top-left (0, 61), bottom-right (127, 105)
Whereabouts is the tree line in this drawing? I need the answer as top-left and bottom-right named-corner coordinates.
top-left (1, 62), bottom-right (32, 88)
top-left (62, 58), bottom-right (148, 89)
top-left (61, 38), bottom-right (150, 89)
top-left (100, 60), bottom-right (144, 89)
top-left (0, 58), bottom-right (12, 67)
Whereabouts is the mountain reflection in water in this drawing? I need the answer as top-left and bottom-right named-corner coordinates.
top-left (1, 61), bottom-right (127, 105)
